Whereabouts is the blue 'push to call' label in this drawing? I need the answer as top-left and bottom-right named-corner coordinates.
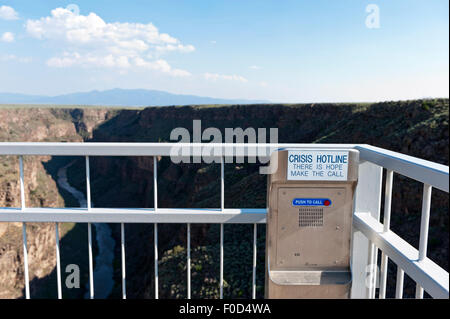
top-left (292, 198), bottom-right (332, 206)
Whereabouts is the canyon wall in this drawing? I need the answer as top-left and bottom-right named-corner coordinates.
top-left (0, 99), bottom-right (448, 298)
top-left (0, 107), bottom-right (114, 298)
top-left (74, 99), bottom-right (447, 298)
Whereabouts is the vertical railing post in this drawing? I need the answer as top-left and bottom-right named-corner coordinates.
top-left (379, 169), bottom-right (393, 298)
top-left (85, 156), bottom-right (94, 299)
top-left (252, 223), bottom-right (257, 299)
top-left (367, 243), bottom-right (378, 298)
top-left (187, 223), bottom-right (191, 299)
top-left (416, 183), bottom-right (432, 299)
top-left (351, 161), bottom-right (383, 298)
top-left (19, 156), bottom-right (30, 299)
top-left (220, 156), bottom-right (225, 299)
top-left (55, 222), bottom-right (62, 299)
top-left (153, 156), bottom-right (159, 299)
top-left (121, 223), bottom-right (126, 299)
top-left (395, 267), bottom-right (404, 299)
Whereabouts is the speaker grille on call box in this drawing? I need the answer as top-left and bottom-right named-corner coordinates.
top-left (298, 207), bottom-right (324, 227)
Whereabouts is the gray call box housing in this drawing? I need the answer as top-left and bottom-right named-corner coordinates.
top-left (265, 149), bottom-right (359, 298)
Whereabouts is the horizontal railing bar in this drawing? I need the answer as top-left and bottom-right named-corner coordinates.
top-left (354, 212), bottom-right (449, 299)
top-left (0, 207), bottom-right (267, 224)
top-left (2, 142), bottom-right (448, 192)
top-left (0, 142), bottom-right (356, 156)
top-left (357, 145), bottom-right (449, 193)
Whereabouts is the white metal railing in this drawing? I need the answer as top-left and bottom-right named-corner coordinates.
top-left (353, 144), bottom-right (448, 299)
top-left (0, 142), bottom-right (448, 299)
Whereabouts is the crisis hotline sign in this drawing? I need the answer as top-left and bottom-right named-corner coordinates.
top-left (287, 150), bottom-right (349, 181)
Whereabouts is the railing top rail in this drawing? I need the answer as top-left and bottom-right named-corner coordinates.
top-left (356, 145), bottom-right (449, 192)
top-left (0, 142), bottom-right (356, 156)
top-left (0, 142), bottom-right (448, 192)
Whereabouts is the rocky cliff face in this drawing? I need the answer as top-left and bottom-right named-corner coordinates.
top-left (0, 107), bottom-right (114, 298)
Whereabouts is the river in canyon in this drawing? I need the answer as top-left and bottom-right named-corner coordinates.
top-left (57, 161), bottom-right (115, 299)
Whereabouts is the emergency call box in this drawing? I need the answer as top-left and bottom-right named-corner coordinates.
top-left (265, 149), bottom-right (359, 299)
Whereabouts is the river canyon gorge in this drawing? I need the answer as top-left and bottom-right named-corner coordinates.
top-left (0, 99), bottom-right (448, 298)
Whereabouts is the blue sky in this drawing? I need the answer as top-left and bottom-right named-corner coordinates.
top-left (0, 0), bottom-right (448, 102)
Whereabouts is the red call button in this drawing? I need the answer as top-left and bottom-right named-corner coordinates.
top-left (324, 200), bottom-right (331, 206)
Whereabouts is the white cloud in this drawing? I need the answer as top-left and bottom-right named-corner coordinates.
top-left (0, 5), bottom-right (18, 20)
top-left (26, 8), bottom-right (194, 76)
top-left (46, 52), bottom-right (191, 77)
top-left (134, 57), bottom-right (191, 77)
top-left (204, 72), bottom-right (248, 83)
top-left (259, 81), bottom-right (268, 87)
top-left (45, 52), bottom-right (190, 77)
top-left (249, 65), bottom-right (261, 70)
top-left (155, 43), bottom-right (195, 53)
top-left (1, 32), bottom-right (14, 42)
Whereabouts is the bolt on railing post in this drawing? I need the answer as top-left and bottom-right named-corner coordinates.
top-left (19, 155), bottom-right (30, 300)
top-left (85, 156), bottom-right (94, 299)
top-left (416, 183), bottom-right (432, 299)
top-left (379, 169), bottom-right (393, 299)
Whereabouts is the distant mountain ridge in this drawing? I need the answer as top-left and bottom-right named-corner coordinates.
top-left (0, 89), bottom-right (268, 106)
